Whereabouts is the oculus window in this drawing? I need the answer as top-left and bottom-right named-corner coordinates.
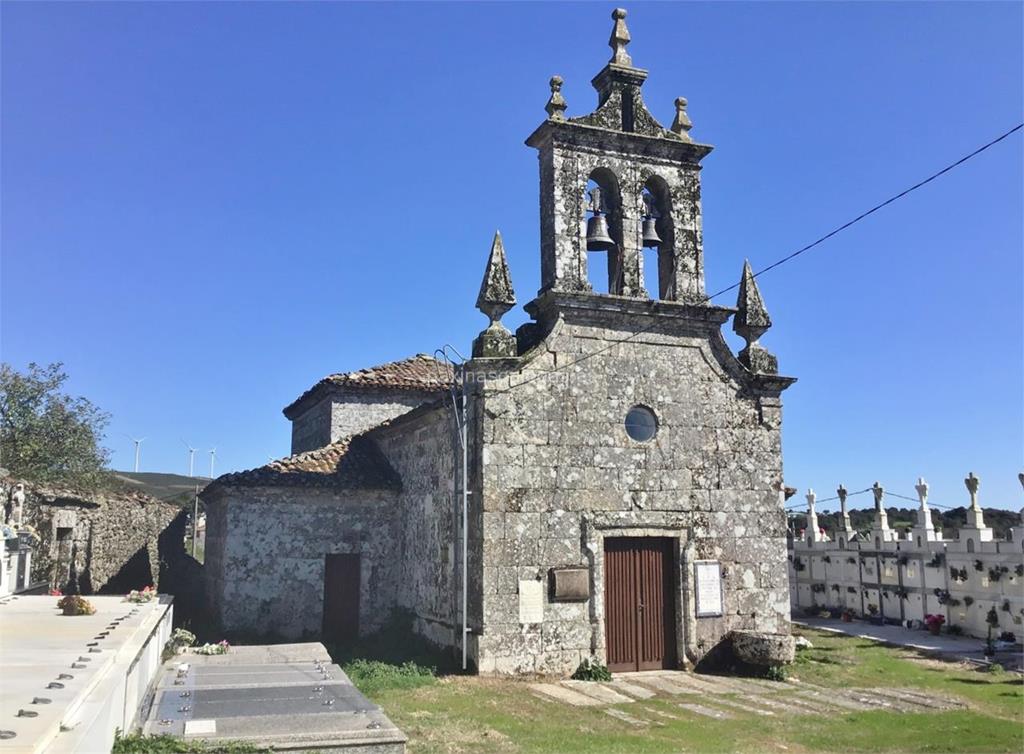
top-left (624, 406), bottom-right (658, 442)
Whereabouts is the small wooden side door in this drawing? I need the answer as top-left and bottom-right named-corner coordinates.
top-left (605, 538), bottom-right (676, 672)
top-left (322, 553), bottom-right (360, 643)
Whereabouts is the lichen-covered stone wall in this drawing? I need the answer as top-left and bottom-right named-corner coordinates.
top-left (374, 406), bottom-right (461, 649)
top-left (470, 305), bottom-right (790, 674)
top-left (11, 480), bottom-right (183, 594)
top-left (290, 389), bottom-right (440, 454)
top-left (207, 487), bottom-right (400, 639)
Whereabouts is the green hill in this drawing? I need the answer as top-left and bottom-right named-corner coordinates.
top-left (112, 471), bottom-right (209, 504)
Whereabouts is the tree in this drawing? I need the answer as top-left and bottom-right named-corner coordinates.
top-left (0, 362), bottom-right (111, 486)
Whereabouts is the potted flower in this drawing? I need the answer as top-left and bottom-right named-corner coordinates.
top-left (867, 604), bottom-right (881, 624)
top-left (924, 613), bottom-right (945, 636)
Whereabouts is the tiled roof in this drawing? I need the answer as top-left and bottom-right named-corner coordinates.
top-left (283, 354), bottom-right (454, 418)
top-left (207, 436), bottom-right (401, 492)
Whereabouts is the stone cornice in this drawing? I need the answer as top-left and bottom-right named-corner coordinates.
top-left (525, 119), bottom-right (713, 165)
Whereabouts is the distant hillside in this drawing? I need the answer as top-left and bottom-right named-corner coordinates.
top-left (112, 471), bottom-right (209, 504)
top-left (791, 506), bottom-right (1022, 541)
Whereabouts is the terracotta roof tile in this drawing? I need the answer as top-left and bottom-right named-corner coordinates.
top-left (283, 354), bottom-right (454, 418)
top-left (207, 435), bottom-right (401, 492)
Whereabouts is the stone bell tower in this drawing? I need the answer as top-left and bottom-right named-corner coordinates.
top-left (526, 8), bottom-right (712, 302)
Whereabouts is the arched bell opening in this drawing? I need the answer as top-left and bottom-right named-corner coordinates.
top-left (584, 168), bottom-right (624, 294)
top-left (641, 176), bottom-right (675, 300)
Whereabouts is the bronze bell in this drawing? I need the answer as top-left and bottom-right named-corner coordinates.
top-left (641, 216), bottom-right (662, 248)
top-left (586, 213), bottom-right (615, 251)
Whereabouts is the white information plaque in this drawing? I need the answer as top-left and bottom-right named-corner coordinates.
top-left (518, 580), bottom-right (544, 624)
top-left (694, 560), bottom-right (723, 617)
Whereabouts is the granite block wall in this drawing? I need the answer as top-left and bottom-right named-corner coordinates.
top-left (470, 311), bottom-right (790, 674)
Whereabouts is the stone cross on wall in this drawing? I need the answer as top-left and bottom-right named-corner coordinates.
top-left (965, 472), bottom-right (980, 510)
top-left (837, 484), bottom-right (854, 534)
top-left (805, 489), bottom-right (821, 543)
top-left (963, 471), bottom-right (987, 531)
top-left (871, 481), bottom-right (892, 539)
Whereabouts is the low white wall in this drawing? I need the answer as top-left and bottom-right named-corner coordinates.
top-left (789, 533), bottom-right (1024, 640)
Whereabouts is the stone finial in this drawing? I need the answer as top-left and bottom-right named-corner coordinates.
top-left (670, 97), bottom-right (693, 141)
top-left (805, 488), bottom-right (820, 543)
top-left (965, 472), bottom-right (980, 510)
top-left (837, 484), bottom-right (854, 534)
top-left (472, 231), bottom-right (517, 358)
top-left (733, 260), bottom-right (777, 374)
top-left (871, 481), bottom-right (884, 510)
top-left (545, 75), bottom-right (567, 121)
top-left (1018, 471), bottom-right (1024, 491)
top-left (476, 231), bottom-right (516, 322)
top-left (915, 477), bottom-right (929, 508)
top-left (608, 8), bottom-right (632, 66)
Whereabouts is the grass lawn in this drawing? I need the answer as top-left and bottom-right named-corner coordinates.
top-left (347, 628), bottom-right (1023, 754)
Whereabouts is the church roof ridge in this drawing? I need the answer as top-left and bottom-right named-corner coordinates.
top-left (282, 354), bottom-right (454, 418)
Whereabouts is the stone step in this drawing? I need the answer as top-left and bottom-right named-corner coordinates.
top-left (529, 683), bottom-right (603, 707)
top-left (607, 678), bottom-right (657, 700)
top-left (604, 707), bottom-right (649, 726)
top-left (561, 680), bottom-right (634, 705)
top-left (702, 695), bottom-right (775, 717)
top-left (677, 701), bottom-right (734, 719)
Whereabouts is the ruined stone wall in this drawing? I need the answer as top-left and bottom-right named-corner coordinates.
top-left (472, 313), bottom-right (789, 674)
top-left (290, 389), bottom-right (440, 454)
top-left (9, 481), bottom-right (183, 594)
top-left (374, 406), bottom-right (461, 649)
top-left (210, 487), bottom-right (400, 640)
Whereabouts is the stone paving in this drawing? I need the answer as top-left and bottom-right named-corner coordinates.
top-left (529, 671), bottom-right (965, 725)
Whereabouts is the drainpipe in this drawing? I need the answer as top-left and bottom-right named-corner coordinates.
top-left (436, 347), bottom-right (471, 672)
top-left (459, 365), bottom-right (469, 672)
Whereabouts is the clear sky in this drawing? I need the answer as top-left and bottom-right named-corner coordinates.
top-left (2, 2), bottom-right (1021, 511)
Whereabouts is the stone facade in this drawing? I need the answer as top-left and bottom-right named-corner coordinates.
top-left (204, 8), bottom-right (796, 675)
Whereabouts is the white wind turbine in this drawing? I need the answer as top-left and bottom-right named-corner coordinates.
top-left (182, 440), bottom-right (197, 478)
top-left (208, 448), bottom-right (217, 479)
top-left (124, 435), bottom-right (146, 473)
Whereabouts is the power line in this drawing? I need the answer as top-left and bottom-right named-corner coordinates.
top-left (478, 122), bottom-right (1023, 397)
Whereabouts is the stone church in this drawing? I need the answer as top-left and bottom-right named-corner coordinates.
top-left (203, 8), bottom-right (796, 675)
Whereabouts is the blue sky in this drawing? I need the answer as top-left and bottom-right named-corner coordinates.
top-left (2, 2), bottom-right (1021, 510)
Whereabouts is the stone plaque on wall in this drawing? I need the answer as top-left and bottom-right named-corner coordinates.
top-left (695, 560), bottom-right (723, 617)
top-left (549, 567), bottom-right (589, 601)
top-left (518, 580), bottom-right (544, 623)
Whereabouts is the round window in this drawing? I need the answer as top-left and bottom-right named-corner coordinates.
top-left (624, 406), bottom-right (658, 442)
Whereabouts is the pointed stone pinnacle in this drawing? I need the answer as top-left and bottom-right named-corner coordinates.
top-left (734, 260), bottom-right (777, 374)
top-left (609, 8), bottom-right (632, 66)
top-left (733, 260), bottom-right (771, 341)
top-left (475, 231), bottom-right (516, 324)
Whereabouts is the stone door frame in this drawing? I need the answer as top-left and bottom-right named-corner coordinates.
top-left (583, 516), bottom-right (697, 670)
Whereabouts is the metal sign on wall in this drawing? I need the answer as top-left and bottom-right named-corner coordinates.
top-left (694, 560), bottom-right (723, 617)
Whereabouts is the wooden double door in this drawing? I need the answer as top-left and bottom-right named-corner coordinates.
top-left (604, 537), bottom-right (677, 672)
